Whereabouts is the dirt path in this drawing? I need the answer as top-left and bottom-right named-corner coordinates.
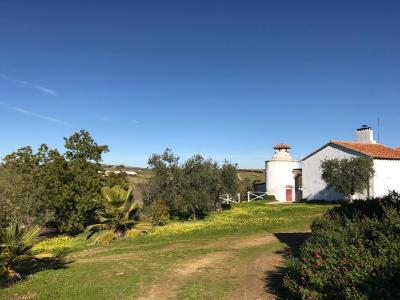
top-left (229, 249), bottom-right (284, 299)
top-left (137, 234), bottom-right (282, 300)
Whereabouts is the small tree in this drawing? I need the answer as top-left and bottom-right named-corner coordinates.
top-left (86, 186), bottom-right (139, 239)
top-left (214, 160), bottom-right (239, 210)
top-left (321, 157), bottom-right (375, 202)
top-left (146, 149), bottom-right (182, 215)
top-left (0, 223), bottom-right (41, 281)
top-left (181, 155), bottom-right (220, 219)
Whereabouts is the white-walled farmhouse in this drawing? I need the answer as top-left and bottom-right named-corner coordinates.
top-left (302, 126), bottom-right (400, 200)
top-left (302, 144), bottom-right (365, 200)
top-left (263, 126), bottom-right (400, 202)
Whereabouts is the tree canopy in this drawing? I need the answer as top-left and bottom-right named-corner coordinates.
top-left (145, 149), bottom-right (239, 220)
top-left (321, 157), bottom-right (375, 201)
top-left (0, 130), bottom-right (128, 233)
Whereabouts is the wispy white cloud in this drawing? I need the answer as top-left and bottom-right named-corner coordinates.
top-left (0, 102), bottom-right (68, 125)
top-left (97, 115), bottom-right (114, 123)
top-left (0, 73), bottom-right (56, 95)
top-left (97, 115), bottom-right (140, 125)
top-left (32, 85), bottom-right (56, 95)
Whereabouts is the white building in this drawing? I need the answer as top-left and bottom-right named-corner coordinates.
top-left (302, 126), bottom-right (400, 200)
top-left (104, 170), bottom-right (137, 176)
top-left (265, 144), bottom-right (300, 202)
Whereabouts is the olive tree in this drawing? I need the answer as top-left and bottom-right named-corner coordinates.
top-left (321, 157), bottom-right (375, 202)
top-left (145, 149), bottom-right (239, 220)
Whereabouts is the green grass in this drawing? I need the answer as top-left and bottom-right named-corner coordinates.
top-left (147, 201), bottom-right (331, 239)
top-left (176, 241), bottom-right (284, 299)
top-left (1, 201), bottom-right (335, 300)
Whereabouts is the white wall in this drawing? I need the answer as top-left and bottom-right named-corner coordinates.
top-left (266, 160), bottom-right (299, 201)
top-left (373, 159), bottom-right (400, 197)
top-left (302, 145), bottom-right (368, 200)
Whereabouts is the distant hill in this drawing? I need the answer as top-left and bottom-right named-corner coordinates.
top-left (102, 164), bottom-right (265, 187)
top-left (237, 169), bottom-right (265, 183)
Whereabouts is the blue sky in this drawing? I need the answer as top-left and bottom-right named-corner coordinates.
top-left (1, 1), bottom-right (399, 168)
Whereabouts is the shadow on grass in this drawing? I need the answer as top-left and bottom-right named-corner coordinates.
top-left (0, 255), bottom-right (73, 288)
top-left (264, 232), bottom-right (311, 299)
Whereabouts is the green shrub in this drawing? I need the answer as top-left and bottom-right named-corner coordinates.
top-left (125, 228), bottom-right (142, 239)
top-left (220, 202), bottom-right (231, 210)
top-left (125, 222), bottom-right (152, 239)
top-left (149, 200), bottom-right (170, 226)
top-left (90, 230), bottom-right (114, 246)
top-left (283, 192), bottom-right (400, 299)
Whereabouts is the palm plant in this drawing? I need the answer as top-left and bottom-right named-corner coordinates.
top-left (86, 185), bottom-right (145, 241)
top-left (0, 222), bottom-right (41, 281)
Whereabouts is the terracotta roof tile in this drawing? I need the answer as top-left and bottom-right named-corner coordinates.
top-left (332, 141), bottom-right (400, 160)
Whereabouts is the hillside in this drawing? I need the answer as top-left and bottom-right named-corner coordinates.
top-left (1, 202), bottom-right (334, 299)
top-left (103, 165), bottom-right (265, 189)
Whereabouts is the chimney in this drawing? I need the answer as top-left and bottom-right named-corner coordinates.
top-left (355, 125), bottom-right (376, 144)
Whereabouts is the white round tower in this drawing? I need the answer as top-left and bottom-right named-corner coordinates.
top-left (265, 144), bottom-right (299, 202)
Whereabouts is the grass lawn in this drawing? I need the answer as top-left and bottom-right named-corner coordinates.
top-left (1, 201), bottom-right (335, 300)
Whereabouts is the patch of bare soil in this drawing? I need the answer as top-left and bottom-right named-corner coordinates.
top-left (230, 235), bottom-right (278, 249)
top-left (137, 251), bottom-right (234, 300)
top-left (73, 252), bottom-right (147, 264)
top-left (230, 252), bottom-right (284, 300)
top-left (137, 234), bottom-right (282, 300)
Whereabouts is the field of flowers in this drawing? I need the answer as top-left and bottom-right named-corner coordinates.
top-left (33, 235), bottom-right (89, 255)
top-left (33, 236), bottom-right (76, 254)
top-left (148, 201), bottom-right (333, 238)
top-left (32, 201), bottom-right (334, 254)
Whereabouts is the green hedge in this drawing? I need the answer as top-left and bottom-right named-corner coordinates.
top-left (283, 192), bottom-right (400, 299)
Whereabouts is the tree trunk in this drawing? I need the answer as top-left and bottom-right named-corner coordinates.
top-left (3, 264), bottom-right (21, 282)
top-left (215, 188), bottom-right (223, 211)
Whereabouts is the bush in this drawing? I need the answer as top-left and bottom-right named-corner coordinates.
top-left (220, 202), bottom-right (231, 210)
top-left (149, 200), bottom-right (170, 226)
top-left (125, 229), bottom-right (143, 239)
top-left (90, 231), bottom-right (114, 246)
top-left (283, 192), bottom-right (400, 299)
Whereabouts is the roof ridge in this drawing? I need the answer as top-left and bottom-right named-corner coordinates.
top-left (302, 141), bottom-right (400, 161)
top-left (332, 140), bottom-right (388, 146)
top-left (330, 141), bottom-right (400, 159)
